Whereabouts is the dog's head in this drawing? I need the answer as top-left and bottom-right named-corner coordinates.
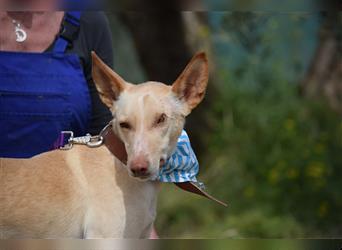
top-left (91, 52), bottom-right (209, 181)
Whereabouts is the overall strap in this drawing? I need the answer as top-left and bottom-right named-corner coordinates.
top-left (53, 11), bottom-right (82, 53)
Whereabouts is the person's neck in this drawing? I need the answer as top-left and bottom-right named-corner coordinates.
top-left (1, 0), bottom-right (58, 11)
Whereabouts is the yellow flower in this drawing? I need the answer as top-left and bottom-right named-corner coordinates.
top-left (306, 162), bottom-right (325, 178)
top-left (268, 168), bottom-right (279, 184)
top-left (284, 119), bottom-right (295, 131)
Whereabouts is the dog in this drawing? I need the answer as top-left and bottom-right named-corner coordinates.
top-left (0, 51), bottom-right (209, 238)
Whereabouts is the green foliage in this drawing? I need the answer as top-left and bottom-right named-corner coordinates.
top-left (200, 71), bottom-right (342, 236)
top-left (157, 12), bottom-right (342, 238)
top-left (157, 69), bottom-right (342, 237)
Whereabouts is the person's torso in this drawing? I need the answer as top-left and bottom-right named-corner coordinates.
top-left (0, 11), bottom-right (91, 158)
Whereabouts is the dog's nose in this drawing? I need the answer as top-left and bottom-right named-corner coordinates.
top-left (130, 157), bottom-right (149, 177)
top-left (131, 165), bottom-right (148, 177)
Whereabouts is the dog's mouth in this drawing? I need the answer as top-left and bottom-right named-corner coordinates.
top-left (128, 170), bottom-right (149, 178)
top-left (129, 167), bottom-right (160, 182)
top-left (131, 173), bottom-right (157, 182)
top-left (135, 176), bottom-right (151, 181)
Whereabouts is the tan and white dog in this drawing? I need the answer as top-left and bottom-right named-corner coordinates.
top-left (0, 51), bottom-right (209, 238)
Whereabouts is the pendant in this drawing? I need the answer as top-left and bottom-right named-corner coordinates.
top-left (15, 26), bottom-right (27, 43)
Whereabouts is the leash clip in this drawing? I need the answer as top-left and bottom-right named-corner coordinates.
top-left (85, 134), bottom-right (104, 148)
top-left (59, 131), bottom-right (104, 150)
top-left (59, 121), bottom-right (112, 150)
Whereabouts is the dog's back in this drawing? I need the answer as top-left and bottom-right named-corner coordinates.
top-left (0, 146), bottom-right (158, 238)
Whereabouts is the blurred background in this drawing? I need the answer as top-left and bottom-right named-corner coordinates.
top-left (104, 2), bottom-right (341, 238)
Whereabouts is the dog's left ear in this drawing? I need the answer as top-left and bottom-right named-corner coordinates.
top-left (171, 52), bottom-right (209, 115)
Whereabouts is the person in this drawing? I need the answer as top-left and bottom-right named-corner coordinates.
top-left (0, 10), bottom-right (113, 156)
top-left (0, 5), bottom-right (203, 238)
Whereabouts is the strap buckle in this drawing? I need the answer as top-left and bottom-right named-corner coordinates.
top-left (59, 21), bottom-right (79, 44)
top-left (58, 12), bottom-right (81, 44)
top-left (59, 131), bottom-right (74, 150)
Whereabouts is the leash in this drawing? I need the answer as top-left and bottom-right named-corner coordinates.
top-left (58, 122), bottom-right (227, 207)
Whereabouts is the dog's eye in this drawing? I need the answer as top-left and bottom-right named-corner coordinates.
top-left (155, 113), bottom-right (167, 126)
top-left (119, 122), bottom-right (131, 129)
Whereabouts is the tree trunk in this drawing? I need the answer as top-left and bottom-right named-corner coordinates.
top-left (301, 11), bottom-right (342, 113)
top-left (118, 11), bottom-right (192, 84)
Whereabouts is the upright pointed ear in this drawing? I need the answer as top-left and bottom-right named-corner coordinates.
top-left (91, 51), bottom-right (126, 108)
top-left (171, 52), bottom-right (209, 115)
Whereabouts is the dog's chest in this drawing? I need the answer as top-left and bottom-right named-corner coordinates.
top-left (80, 199), bottom-right (126, 238)
top-left (79, 160), bottom-right (159, 238)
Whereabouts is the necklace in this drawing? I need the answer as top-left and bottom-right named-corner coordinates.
top-left (12, 19), bottom-right (27, 43)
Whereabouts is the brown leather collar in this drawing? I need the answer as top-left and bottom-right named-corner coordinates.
top-left (101, 124), bottom-right (227, 207)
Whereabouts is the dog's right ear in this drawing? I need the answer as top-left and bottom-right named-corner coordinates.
top-left (91, 51), bottom-right (126, 108)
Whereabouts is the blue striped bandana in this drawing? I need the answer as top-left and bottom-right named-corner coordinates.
top-left (155, 130), bottom-right (200, 183)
